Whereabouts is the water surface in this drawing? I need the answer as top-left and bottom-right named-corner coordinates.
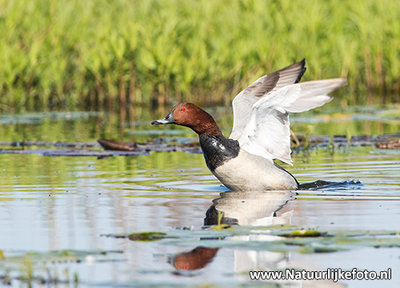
top-left (0, 106), bottom-right (399, 287)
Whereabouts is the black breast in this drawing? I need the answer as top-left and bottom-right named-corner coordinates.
top-left (199, 135), bottom-right (240, 171)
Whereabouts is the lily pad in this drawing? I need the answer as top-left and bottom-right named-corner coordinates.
top-left (128, 232), bottom-right (168, 241)
top-left (210, 224), bottom-right (233, 230)
top-left (109, 225), bottom-right (400, 255)
top-left (279, 230), bottom-right (325, 238)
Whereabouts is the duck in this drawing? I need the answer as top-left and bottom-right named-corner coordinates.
top-left (152, 59), bottom-right (346, 191)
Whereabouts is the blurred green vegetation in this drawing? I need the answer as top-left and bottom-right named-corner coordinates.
top-left (0, 0), bottom-right (399, 111)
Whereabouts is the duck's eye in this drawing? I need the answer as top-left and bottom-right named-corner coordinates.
top-left (180, 108), bottom-right (186, 112)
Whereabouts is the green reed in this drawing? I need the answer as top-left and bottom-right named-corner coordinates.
top-left (0, 0), bottom-right (399, 111)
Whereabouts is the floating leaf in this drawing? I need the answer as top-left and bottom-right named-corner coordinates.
top-left (128, 232), bottom-right (168, 241)
top-left (115, 225), bottom-right (400, 255)
top-left (280, 230), bottom-right (326, 238)
top-left (210, 224), bottom-right (233, 231)
top-left (298, 247), bottom-right (344, 254)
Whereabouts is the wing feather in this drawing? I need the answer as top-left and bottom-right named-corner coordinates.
top-left (235, 78), bottom-right (346, 165)
top-left (230, 59), bottom-right (306, 140)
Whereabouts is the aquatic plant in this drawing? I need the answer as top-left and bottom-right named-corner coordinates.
top-left (0, 249), bottom-right (122, 286)
top-left (0, 0), bottom-right (399, 111)
top-left (105, 225), bottom-right (400, 253)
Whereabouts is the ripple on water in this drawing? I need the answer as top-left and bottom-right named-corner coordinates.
top-left (0, 146), bottom-right (400, 287)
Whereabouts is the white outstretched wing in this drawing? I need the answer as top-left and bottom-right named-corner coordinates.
top-left (235, 78), bottom-right (346, 165)
top-left (230, 60), bottom-right (306, 140)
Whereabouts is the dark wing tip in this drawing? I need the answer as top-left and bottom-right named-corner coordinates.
top-left (295, 58), bottom-right (307, 83)
top-left (275, 58), bottom-right (307, 84)
top-left (238, 58), bottom-right (308, 99)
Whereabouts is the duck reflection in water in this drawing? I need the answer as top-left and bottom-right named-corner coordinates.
top-left (170, 190), bottom-right (295, 274)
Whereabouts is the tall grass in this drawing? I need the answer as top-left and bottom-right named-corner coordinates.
top-left (0, 0), bottom-right (399, 111)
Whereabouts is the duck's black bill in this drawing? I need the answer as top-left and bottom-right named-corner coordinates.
top-left (151, 111), bottom-right (175, 125)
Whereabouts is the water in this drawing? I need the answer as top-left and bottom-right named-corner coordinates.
top-left (0, 106), bottom-right (400, 287)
